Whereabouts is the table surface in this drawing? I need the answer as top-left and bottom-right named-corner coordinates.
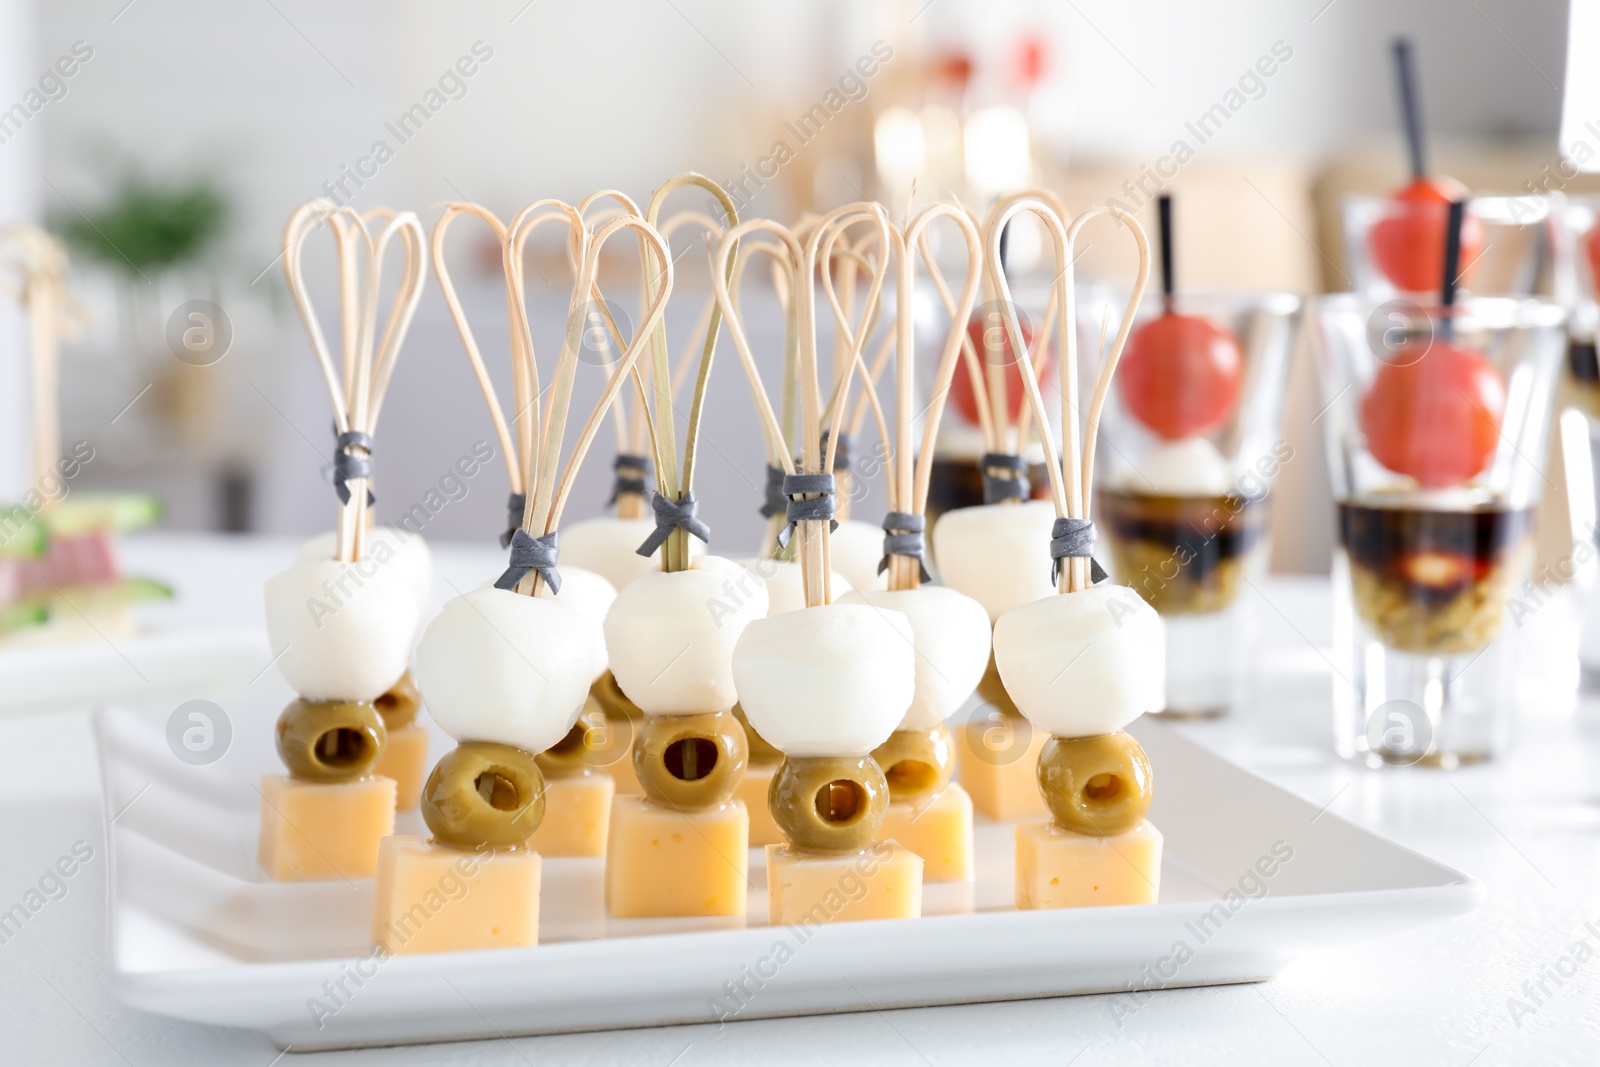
top-left (3, 532), bottom-right (1598, 1067)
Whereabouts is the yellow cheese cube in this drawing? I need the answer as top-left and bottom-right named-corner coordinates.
top-left (600, 744), bottom-right (642, 796)
top-left (373, 836), bottom-right (540, 955)
top-left (1015, 819), bottom-right (1163, 909)
top-left (258, 774), bottom-right (395, 882)
top-left (738, 761), bottom-right (782, 847)
top-left (766, 842), bottom-right (922, 926)
top-left (606, 795), bottom-right (748, 917)
top-left (373, 723), bottom-right (431, 812)
top-left (956, 712), bottom-right (1049, 823)
top-left (526, 772), bottom-right (614, 857)
top-left (878, 783), bottom-right (973, 882)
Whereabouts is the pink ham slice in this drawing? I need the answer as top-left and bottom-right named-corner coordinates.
top-left (12, 531), bottom-right (121, 601)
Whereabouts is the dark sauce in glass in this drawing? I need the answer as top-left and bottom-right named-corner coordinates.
top-left (1098, 488), bottom-right (1266, 614)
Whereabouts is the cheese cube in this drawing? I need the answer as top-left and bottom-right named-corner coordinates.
top-left (955, 712), bottom-right (1049, 823)
top-left (766, 842), bottom-right (922, 926)
top-left (373, 836), bottom-right (540, 955)
top-left (1014, 819), bottom-right (1163, 909)
top-left (373, 723), bottom-right (431, 812)
top-left (600, 741), bottom-right (642, 796)
top-left (526, 773), bottom-right (615, 857)
top-left (605, 795), bottom-right (748, 917)
top-left (738, 761), bottom-right (782, 847)
top-left (878, 784), bottom-right (973, 882)
top-left (258, 774), bottom-right (395, 882)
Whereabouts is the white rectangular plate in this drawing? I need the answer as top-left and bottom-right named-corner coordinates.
top-left (95, 689), bottom-right (1480, 1051)
top-left (0, 625), bottom-right (268, 716)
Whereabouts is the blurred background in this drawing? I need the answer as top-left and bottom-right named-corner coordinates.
top-left (0, 0), bottom-right (1579, 573)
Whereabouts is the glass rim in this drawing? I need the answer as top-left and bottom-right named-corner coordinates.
top-left (1077, 282), bottom-right (1302, 315)
top-left (1340, 191), bottom-right (1555, 220)
top-left (1315, 291), bottom-right (1568, 330)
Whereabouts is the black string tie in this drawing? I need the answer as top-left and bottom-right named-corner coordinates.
top-left (325, 430), bottom-right (375, 505)
top-left (495, 528), bottom-right (562, 594)
top-left (608, 453), bottom-right (652, 507)
top-left (500, 492), bottom-right (526, 549)
top-left (1050, 517), bottom-right (1108, 585)
top-left (635, 491), bottom-right (712, 557)
top-left (776, 473), bottom-right (838, 550)
top-left (758, 464), bottom-right (787, 520)
top-left (980, 452), bottom-right (1030, 504)
top-left (878, 511), bottom-right (932, 582)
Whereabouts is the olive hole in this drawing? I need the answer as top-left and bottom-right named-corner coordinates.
top-left (664, 737), bottom-right (719, 781)
top-left (548, 721), bottom-right (589, 757)
top-left (1085, 773), bottom-right (1122, 803)
top-left (885, 759), bottom-right (939, 795)
top-left (475, 770), bottom-right (521, 811)
top-left (374, 692), bottom-right (399, 715)
top-left (815, 779), bottom-right (866, 824)
top-left (315, 727), bottom-right (371, 768)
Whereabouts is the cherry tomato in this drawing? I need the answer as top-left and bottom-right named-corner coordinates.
top-left (1358, 341), bottom-right (1505, 488)
top-left (1368, 177), bottom-right (1485, 294)
top-left (1116, 313), bottom-right (1243, 440)
top-left (949, 312), bottom-right (1052, 426)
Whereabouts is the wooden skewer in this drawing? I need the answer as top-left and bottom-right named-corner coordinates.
top-left (282, 200), bottom-right (427, 564)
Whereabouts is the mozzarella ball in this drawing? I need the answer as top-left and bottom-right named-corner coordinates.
top-left (1124, 437), bottom-right (1233, 496)
top-left (264, 558), bottom-right (421, 703)
top-left (733, 557), bottom-right (853, 616)
top-left (993, 584), bottom-right (1165, 737)
top-left (839, 586), bottom-right (991, 730)
top-left (562, 515), bottom-right (699, 592)
top-left (733, 603), bottom-right (915, 756)
top-left (829, 518), bottom-right (889, 593)
top-left (299, 526), bottom-right (434, 626)
top-left (930, 500), bottom-right (1057, 623)
top-left (538, 565), bottom-right (615, 680)
top-left (603, 555), bottom-right (767, 715)
top-left (415, 586), bottom-right (597, 751)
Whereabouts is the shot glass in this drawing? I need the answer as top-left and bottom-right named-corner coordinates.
top-left (1340, 193), bottom-right (1557, 302)
top-left (1311, 293), bottom-right (1565, 767)
top-left (1089, 289), bottom-right (1302, 717)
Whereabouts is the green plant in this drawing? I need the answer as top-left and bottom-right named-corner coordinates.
top-left (54, 174), bottom-right (228, 276)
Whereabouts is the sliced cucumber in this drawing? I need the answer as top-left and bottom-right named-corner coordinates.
top-left (0, 600), bottom-right (48, 632)
top-left (0, 511), bottom-right (47, 558)
top-left (47, 493), bottom-right (164, 537)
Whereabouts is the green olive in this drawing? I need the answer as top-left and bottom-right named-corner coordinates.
top-left (976, 651), bottom-right (1020, 716)
top-left (590, 670), bottom-right (644, 722)
top-left (1037, 732), bottom-right (1152, 836)
top-left (421, 742), bottom-right (546, 849)
top-left (535, 705), bottom-right (629, 778)
top-left (770, 755), bottom-right (888, 852)
top-left (275, 698), bottom-right (386, 782)
top-left (373, 669), bottom-right (421, 729)
top-left (872, 723), bottom-right (955, 801)
top-left (634, 709), bottom-right (747, 809)
top-left (733, 703), bottom-right (783, 764)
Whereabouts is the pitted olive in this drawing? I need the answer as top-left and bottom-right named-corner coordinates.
top-left (770, 755), bottom-right (888, 852)
top-left (633, 709), bottom-right (746, 808)
top-left (276, 698), bottom-right (386, 782)
top-left (374, 669), bottom-right (421, 729)
top-left (872, 723), bottom-right (955, 800)
top-left (421, 741), bottom-right (546, 849)
top-left (1037, 731), bottom-right (1152, 836)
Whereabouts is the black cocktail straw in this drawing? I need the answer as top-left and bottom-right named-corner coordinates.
top-left (1440, 199), bottom-right (1464, 340)
top-left (1158, 193), bottom-right (1175, 314)
top-left (1393, 38), bottom-right (1426, 181)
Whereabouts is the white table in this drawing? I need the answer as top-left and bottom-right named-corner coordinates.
top-left (2, 533), bottom-right (1597, 1066)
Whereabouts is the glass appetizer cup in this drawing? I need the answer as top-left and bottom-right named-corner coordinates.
top-left (1550, 194), bottom-right (1600, 676)
top-left (1088, 289), bottom-right (1302, 717)
top-left (1340, 193), bottom-right (1557, 302)
top-left (1312, 293), bottom-right (1565, 767)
